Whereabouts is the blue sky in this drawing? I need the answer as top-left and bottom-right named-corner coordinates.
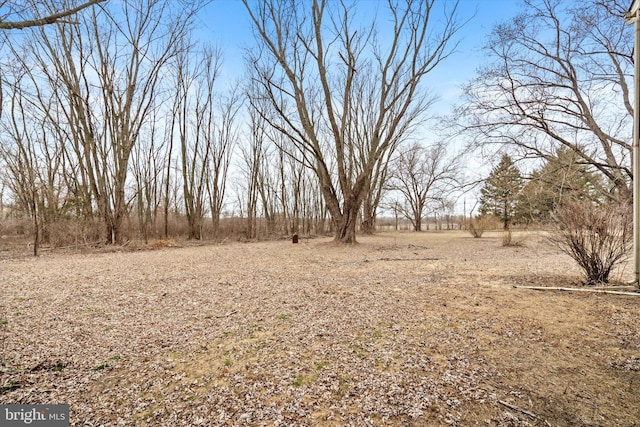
top-left (196, 0), bottom-right (524, 111)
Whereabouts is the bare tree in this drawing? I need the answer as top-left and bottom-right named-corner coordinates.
top-left (0, 66), bottom-right (81, 252)
top-left (172, 43), bottom-right (215, 240)
top-left (244, 0), bottom-right (462, 243)
top-left (131, 105), bottom-right (165, 243)
top-left (206, 82), bottom-right (242, 239)
top-left (299, 166), bottom-right (321, 234)
top-left (0, 79), bottom-right (44, 255)
top-left (361, 137), bottom-right (396, 234)
top-left (388, 141), bottom-right (460, 231)
top-left (431, 196), bottom-right (456, 230)
top-left (92, 0), bottom-right (199, 243)
top-left (170, 43), bottom-right (240, 240)
top-left (459, 0), bottom-right (632, 200)
top-left (7, 0), bottom-right (201, 244)
top-left (258, 134), bottom-right (284, 236)
top-left (239, 109), bottom-right (268, 239)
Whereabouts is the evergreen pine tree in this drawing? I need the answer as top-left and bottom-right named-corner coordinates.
top-left (518, 147), bottom-right (602, 223)
top-left (479, 154), bottom-right (524, 229)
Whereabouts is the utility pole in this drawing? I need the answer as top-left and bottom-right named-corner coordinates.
top-left (625, 0), bottom-right (640, 287)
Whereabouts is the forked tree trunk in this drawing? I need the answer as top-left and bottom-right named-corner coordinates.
top-left (334, 205), bottom-right (359, 244)
top-left (331, 188), bottom-right (363, 244)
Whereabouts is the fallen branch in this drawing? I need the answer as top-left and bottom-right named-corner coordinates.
top-left (514, 286), bottom-right (640, 296)
top-left (591, 285), bottom-right (637, 291)
top-left (212, 310), bottom-right (238, 319)
top-left (498, 399), bottom-right (538, 420)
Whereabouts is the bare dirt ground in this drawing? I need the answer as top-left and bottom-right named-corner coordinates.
top-left (1, 230), bottom-right (639, 426)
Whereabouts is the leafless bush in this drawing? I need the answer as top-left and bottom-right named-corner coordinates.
top-left (48, 218), bottom-right (103, 247)
top-left (549, 199), bottom-right (631, 285)
top-left (467, 215), bottom-right (498, 238)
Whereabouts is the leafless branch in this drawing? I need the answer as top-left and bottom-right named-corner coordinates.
top-left (0, 0), bottom-right (106, 30)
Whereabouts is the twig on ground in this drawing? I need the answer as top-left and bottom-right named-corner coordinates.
top-left (498, 399), bottom-right (539, 419)
top-left (514, 286), bottom-right (640, 296)
top-left (214, 310), bottom-right (238, 319)
top-left (590, 326), bottom-right (617, 337)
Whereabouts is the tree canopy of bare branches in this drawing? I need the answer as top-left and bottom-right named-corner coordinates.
top-left (170, 43), bottom-right (241, 240)
top-left (459, 0), bottom-right (633, 201)
top-left (388, 141), bottom-right (460, 231)
top-left (1, 0), bottom-right (202, 244)
top-left (244, 0), bottom-right (463, 243)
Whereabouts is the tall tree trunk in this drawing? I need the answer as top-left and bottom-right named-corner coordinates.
top-left (334, 203), bottom-right (359, 244)
top-left (31, 198), bottom-right (39, 256)
top-left (414, 214), bottom-right (422, 232)
top-left (361, 199), bottom-right (375, 234)
top-left (331, 185), bottom-right (364, 243)
top-left (503, 199), bottom-right (509, 230)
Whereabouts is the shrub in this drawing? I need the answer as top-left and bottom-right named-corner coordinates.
top-left (467, 215), bottom-right (497, 238)
top-left (549, 199), bottom-right (631, 284)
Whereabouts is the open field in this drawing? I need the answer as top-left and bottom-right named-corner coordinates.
top-left (1, 231), bottom-right (639, 426)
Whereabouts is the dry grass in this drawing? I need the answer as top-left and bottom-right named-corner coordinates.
top-left (1, 231), bottom-right (639, 426)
